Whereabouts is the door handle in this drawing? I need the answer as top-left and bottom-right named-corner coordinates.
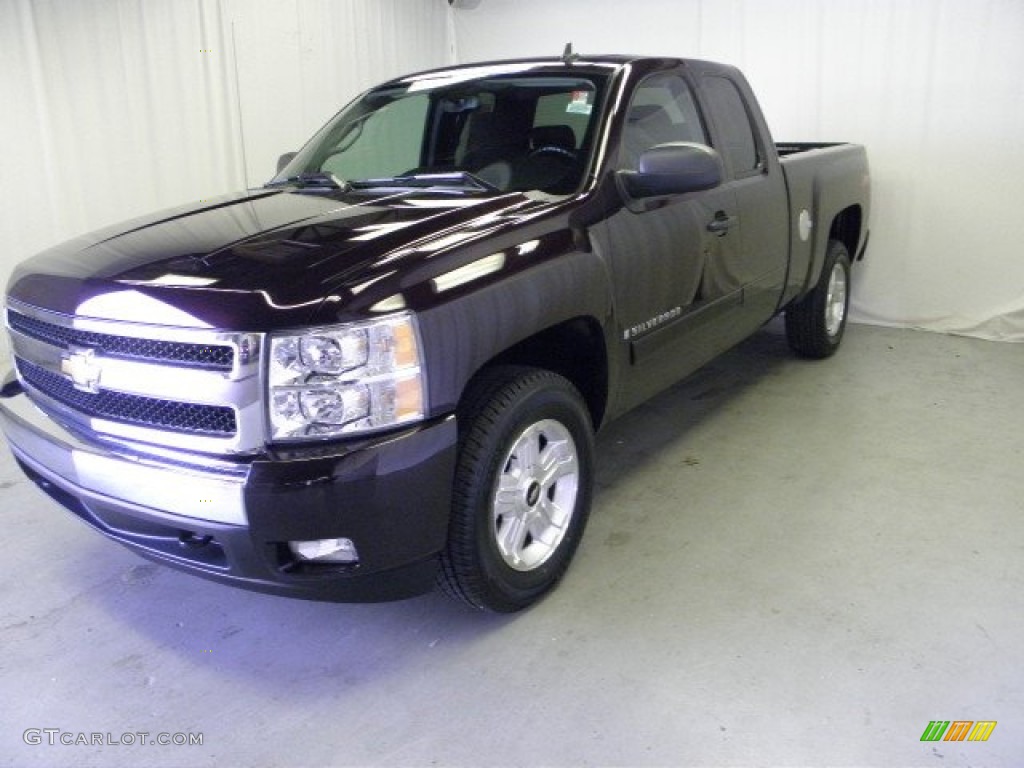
top-left (706, 212), bottom-right (735, 236)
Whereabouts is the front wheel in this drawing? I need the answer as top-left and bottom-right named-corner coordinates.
top-left (438, 367), bottom-right (594, 612)
top-left (785, 239), bottom-right (852, 358)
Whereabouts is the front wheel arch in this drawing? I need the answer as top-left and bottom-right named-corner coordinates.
top-left (437, 365), bottom-right (595, 612)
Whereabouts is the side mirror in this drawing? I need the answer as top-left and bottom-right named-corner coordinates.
top-left (276, 152), bottom-right (298, 174)
top-left (617, 142), bottom-right (723, 199)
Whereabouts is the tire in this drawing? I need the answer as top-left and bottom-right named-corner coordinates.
top-left (438, 366), bottom-right (595, 612)
top-left (785, 239), bottom-right (852, 358)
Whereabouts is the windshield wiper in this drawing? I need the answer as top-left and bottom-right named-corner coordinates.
top-left (265, 171), bottom-right (350, 191)
top-left (348, 172), bottom-right (499, 193)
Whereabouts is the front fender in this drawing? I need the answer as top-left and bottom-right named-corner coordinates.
top-left (417, 241), bottom-right (614, 418)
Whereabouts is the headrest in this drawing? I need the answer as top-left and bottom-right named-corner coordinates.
top-left (529, 124), bottom-right (577, 151)
top-left (627, 104), bottom-right (671, 128)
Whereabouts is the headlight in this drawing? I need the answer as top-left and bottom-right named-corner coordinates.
top-left (268, 312), bottom-right (425, 440)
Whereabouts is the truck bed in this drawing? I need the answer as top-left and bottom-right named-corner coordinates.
top-left (775, 141), bottom-right (846, 157)
top-left (776, 141), bottom-right (870, 304)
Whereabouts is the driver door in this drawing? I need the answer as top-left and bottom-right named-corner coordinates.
top-left (598, 69), bottom-right (744, 410)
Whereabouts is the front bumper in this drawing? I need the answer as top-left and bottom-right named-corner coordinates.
top-left (0, 373), bottom-right (457, 601)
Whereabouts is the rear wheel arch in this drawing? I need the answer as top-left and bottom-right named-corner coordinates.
top-left (829, 205), bottom-right (863, 261)
top-left (785, 238), bottom-right (851, 358)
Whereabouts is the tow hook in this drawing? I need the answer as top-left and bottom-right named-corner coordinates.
top-left (178, 531), bottom-right (214, 549)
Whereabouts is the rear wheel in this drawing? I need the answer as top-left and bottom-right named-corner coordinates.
top-left (438, 366), bottom-right (594, 612)
top-left (785, 238), bottom-right (852, 358)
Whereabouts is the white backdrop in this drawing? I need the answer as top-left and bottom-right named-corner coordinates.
top-left (453, 0), bottom-right (1024, 341)
top-left (2, 0), bottom-right (1022, 343)
top-left (0, 0), bottom-right (453, 357)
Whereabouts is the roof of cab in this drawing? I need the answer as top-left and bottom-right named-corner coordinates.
top-left (378, 54), bottom-right (736, 89)
top-left (381, 54), bottom-right (653, 85)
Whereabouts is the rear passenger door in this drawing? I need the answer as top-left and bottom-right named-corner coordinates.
top-left (697, 71), bottom-right (789, 324)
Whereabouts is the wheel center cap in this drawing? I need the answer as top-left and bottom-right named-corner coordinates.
top-left (525, 481), bottom-right (541, 507)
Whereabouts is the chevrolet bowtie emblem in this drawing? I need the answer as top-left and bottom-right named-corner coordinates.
top-left (61, 346), bottom-right (102, 394)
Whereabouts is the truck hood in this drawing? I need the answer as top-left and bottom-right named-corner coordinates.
top-left (6, 187), bottom-right (540, 330)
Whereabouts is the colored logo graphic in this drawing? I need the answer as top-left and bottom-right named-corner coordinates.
top-left (920, 721), bottom-right (996, 742)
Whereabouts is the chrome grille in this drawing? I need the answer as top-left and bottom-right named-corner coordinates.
top-left (17, 359), bottom-right (237, 436)
top-left (4, 299), bottom-right (264, 455)
top-left (8, 310), bottom-right (234, 370)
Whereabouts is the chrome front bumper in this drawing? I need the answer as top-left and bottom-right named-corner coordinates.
top-left (0, 377), bottom-right (249, 526)
top-left (0, 370), bottom-right (458, 601)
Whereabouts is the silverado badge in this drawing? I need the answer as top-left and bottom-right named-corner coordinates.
top-left (60, 346), bottom-right (102, 394)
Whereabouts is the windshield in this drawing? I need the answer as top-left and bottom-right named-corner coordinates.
top-left (271, 68), bottom-right (609, 196)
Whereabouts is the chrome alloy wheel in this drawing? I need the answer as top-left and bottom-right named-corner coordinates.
top-left (491, 418), bottom-right (579, 572)
top-left (825, 261), bottom-right (848, 337)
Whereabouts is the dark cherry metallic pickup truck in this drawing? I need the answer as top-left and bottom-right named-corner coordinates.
top-left (0, 54), bottom-right (869, 611)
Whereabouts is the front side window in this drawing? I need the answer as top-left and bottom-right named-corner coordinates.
top-left (619, 72), bottom-right (707, 169)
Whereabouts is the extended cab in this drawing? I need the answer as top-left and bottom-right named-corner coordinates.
top-left (0, 54), bottom-right (869, 611)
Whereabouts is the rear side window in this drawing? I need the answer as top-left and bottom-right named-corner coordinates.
top-left (703, 76), bottom-right (760, 175)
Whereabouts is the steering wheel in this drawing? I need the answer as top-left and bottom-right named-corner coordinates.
top-left (528, 145), bottom-right (577, 161)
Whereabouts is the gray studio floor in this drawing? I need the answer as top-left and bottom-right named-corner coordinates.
top-left (1, 320), bottom-right (1022, 767)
